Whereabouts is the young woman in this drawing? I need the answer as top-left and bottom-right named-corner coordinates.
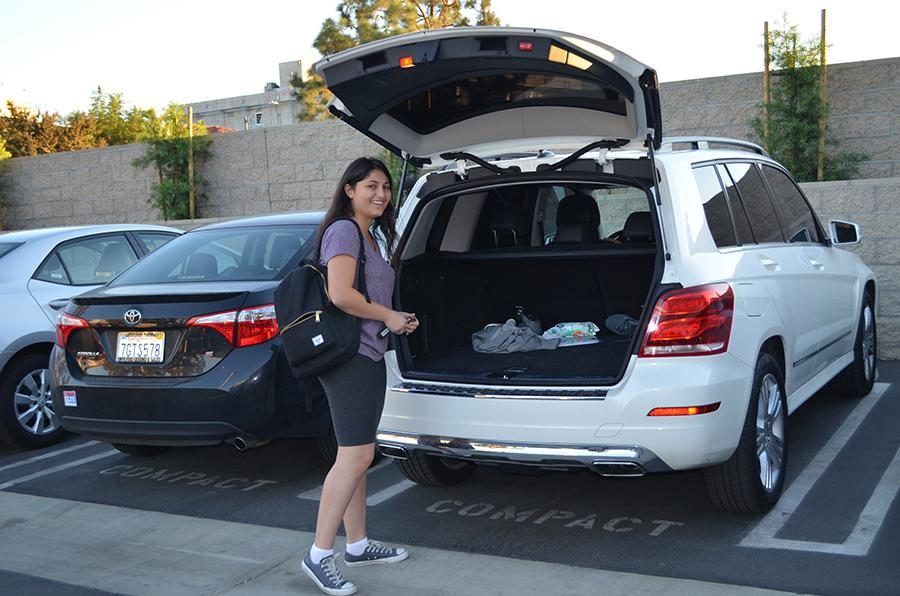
top-left (301, 157), bottom-right (418, 596)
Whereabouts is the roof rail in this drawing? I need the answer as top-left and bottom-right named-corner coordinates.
top-left (658, 137), bottom-right (769, 157)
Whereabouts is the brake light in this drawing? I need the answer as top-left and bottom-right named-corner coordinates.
top-left (186, 304), bottom-right (279, 348)
top-left (399, 55), bottom-right (414, 68)
top-left (56, 313), bottom-right (89, 347)
top-left (648, 403), bottom-right (721, 416)
top-left (518, 40), bottom-right (534, 52)
top-left (236, 304), bottom-right (279, 347)
top-left (639, 283), bottom-right (734, 357)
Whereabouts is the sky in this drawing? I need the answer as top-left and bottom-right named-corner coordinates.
top-left (1, 0), bottom-right (897, 116)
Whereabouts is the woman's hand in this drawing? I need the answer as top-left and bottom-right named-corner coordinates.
top-left (385, 311), bottom-right (413, 335)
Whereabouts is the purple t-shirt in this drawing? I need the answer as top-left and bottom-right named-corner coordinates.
top-left (319, 219), bottom-right (396, 362)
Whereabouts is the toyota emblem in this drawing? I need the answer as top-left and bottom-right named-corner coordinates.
top-left (124, 309), bottom-right (142, 325)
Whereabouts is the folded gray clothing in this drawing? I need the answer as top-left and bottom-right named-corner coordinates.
top-left (472, 319), bottom-right (560, 353)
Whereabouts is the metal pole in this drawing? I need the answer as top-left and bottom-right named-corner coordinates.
top-left (188, 105), bottom-right (195, 219)
top-left (817, 9), bottom-right (827, 181)
top-left (763, 21), bottom-right (770, 150)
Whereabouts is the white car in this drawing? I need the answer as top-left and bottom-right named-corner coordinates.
top-left (0, 224), bottom-right (180, 448)
top-left (315, 27), bottom-right (876, 512)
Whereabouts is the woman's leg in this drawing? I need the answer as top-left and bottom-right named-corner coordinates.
top-left (342, 467), bottom-right (368, 544)
top-left (314, 443), bottom-right (375, 549)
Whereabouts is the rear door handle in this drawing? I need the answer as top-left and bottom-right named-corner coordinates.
top-left (49, 299), bottom-right (69, 310)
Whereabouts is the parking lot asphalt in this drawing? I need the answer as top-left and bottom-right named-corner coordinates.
top-left (0, 362), bottom-right (898, 596)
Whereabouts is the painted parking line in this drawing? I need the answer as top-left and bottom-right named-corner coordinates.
top-left (0, 440), bottom-right (99, 474)
top-left (0, 449), bottom-right (119, 491)
top-left (741, 382), bottom-right (896, 556)
top-left (367, 479), bottom-right (417, 506)
top-left (296, 457), bottom-right (401, 503)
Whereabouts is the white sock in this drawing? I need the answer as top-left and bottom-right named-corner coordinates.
top-left (346, 537), bottom-right (369, 556)
top-left (309, 544), bottom-right (334, 565)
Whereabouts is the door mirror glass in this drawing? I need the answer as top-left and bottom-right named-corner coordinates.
top-left (829, 220), bottom-right (861, 245)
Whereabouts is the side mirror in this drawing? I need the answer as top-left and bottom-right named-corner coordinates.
top-left (829, 220), bottom-right (861, 246)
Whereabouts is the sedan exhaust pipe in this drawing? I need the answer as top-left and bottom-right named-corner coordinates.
top-left (590, 461), bottom-right (646, 477)
top-left (228, 435), bottom-right (266, 451)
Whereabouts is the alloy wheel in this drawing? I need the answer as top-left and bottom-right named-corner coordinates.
top-left (14, 368), bottom-right (61, 436)
top-left (755, 372), bottom-right (786, 494)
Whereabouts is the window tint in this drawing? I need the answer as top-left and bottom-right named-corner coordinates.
top-left (34, 253), bottom-right (71, 284)
top-left (715, 164), bottom-right (754, 244)
top-left (388, 73), bottom-right (627, 134)
top-left (137, 232), bottom-right (178, 254)
top-left (0, 242), bottom-right (23, 260)
top-left (54, 235), bottom-right (138, 285)
top-left (725, 163), bottom-right (784, 244)
top-left (110, 225), bottom-right (316, 285)
top-left (761, 166), bottom-right (821, 243)
top-left (693, 166), bottom-right (737, 248)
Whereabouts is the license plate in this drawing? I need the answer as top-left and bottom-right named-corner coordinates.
top-left (116, 331), bottom-right (165, 363)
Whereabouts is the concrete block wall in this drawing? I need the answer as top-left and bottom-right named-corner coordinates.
top-left (661, 57), bottom-right (900, 179)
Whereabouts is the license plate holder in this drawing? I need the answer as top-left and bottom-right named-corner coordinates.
top-left (115, 331), bottom-right (165, 363)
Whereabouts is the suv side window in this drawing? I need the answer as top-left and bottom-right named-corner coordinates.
top-left (761, 165), bottom-right (822, 243)
top-left (724, 163), bottom-right (784, 244)
top-left (715, 164), bottom-right (754, 244)
top-left (693, 165), bottom-right (737, 248)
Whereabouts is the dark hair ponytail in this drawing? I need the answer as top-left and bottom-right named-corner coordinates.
top-left (316, 157), bottom-right (397, 264)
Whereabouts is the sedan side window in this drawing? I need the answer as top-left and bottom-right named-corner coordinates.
top-left (761, 165), bottom-right (822, 243)
top-left (57, 235), bottom-right (139, 285)
top-left (34, 253), bottom-right (72, 285)
top-left (137, 232), bottom-right (178, 254)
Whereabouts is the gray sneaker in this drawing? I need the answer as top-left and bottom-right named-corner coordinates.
top-left (301, 552), bottom-right (357, 596)
top-left (344, 540), bottom-right (409, 567)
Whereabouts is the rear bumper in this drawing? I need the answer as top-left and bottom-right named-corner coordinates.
top-left (49, 344), bottom-right (330, 445)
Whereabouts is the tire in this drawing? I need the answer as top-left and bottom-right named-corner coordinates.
top-left (0, 351), bottom-right (67, 449)
top-left (111, 443), bottom-right (170, 457)
top-left (835, 291), bottom-right (876, 398)
top-left (396, 452), bottom-right (477, 486)
top-left (703, 353), bottom-right (788, 513)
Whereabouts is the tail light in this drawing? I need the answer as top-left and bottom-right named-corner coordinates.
top-left (639, 283), bottom-right (733, 357)
top-left (187, 304), bottom-right (278, 348)
top-left (56, 313), bottom-right (88, 347)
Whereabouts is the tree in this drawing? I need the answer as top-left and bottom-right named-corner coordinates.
top-left (0, 136), bottom-right (10, 161)
top-left (132, 104), bottom-right (210, 221)
top-left (295, 0), bottom-right (501, 120)
top-left (751, 18), bottom-right (865, 182)
top-left (0, 100), bottom-right (95, 157)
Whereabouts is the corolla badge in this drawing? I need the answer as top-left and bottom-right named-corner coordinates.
top-left (124, 309), bottom-right (142, 325)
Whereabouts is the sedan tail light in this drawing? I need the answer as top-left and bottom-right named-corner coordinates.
top-left (639, 283), bottom-right (734, 357)
top-left (56, 313), bottom-right (89, 347)
top-left (186, 304), bottom-right (279, 348)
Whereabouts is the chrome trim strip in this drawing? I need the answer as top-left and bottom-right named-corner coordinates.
top-left (391, 382), bottom-right (607, 400)
top-left (792, 328), bottom-right (853, 369)
top-left (376, 431), bottom-right (671, 472)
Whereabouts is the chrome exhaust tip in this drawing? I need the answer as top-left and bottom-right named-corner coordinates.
top-left (229, 435), bottom-right (262, 451)
top-left (377, 444), bottom-right (409, 460)
top-left (591, 461), bottom-right (646, 477)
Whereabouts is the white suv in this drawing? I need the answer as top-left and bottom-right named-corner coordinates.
top-left (316, 27), bottom-right (877, 513)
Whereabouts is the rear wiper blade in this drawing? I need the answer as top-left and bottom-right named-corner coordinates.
top-left (439, 151), bottom-right (519, 175)
top-left (540, 139), bottom-right (629, 172)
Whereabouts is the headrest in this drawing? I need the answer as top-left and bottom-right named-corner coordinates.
top-left (621, 211), bottom-right (654, 243)
top-left (554, 193), bottom-right (600, 243)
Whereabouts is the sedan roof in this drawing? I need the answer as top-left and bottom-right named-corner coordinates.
top-left (0, 224), bottom-right (181, 244)
top-left (190, 212), bottom-right (325, 232)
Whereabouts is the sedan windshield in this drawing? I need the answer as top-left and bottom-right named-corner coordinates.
top-left (109, 225), bottom-right (316, 285)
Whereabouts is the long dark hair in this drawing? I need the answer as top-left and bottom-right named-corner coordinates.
top-left (316, 157), bottom-right (398, 265)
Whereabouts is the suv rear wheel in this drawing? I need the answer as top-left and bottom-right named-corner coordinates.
top-left (703, 352), bottom-right (788, 513)
top-left (0, 352), bottom-right (66, 449)
top-left (396, 452), bottom-right (477, 486)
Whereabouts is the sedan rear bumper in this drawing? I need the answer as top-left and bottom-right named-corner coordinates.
top-left (60, 417), bottom-right (245, 446)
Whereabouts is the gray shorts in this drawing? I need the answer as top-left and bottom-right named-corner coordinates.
top-left (317, 354), bottom-right (386, 447)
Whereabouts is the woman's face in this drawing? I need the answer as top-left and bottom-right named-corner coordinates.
top-left (346, 169), bottom-right (392, 220)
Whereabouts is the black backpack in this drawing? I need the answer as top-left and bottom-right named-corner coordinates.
top-left (275, 218), bottom-right (370, 379)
